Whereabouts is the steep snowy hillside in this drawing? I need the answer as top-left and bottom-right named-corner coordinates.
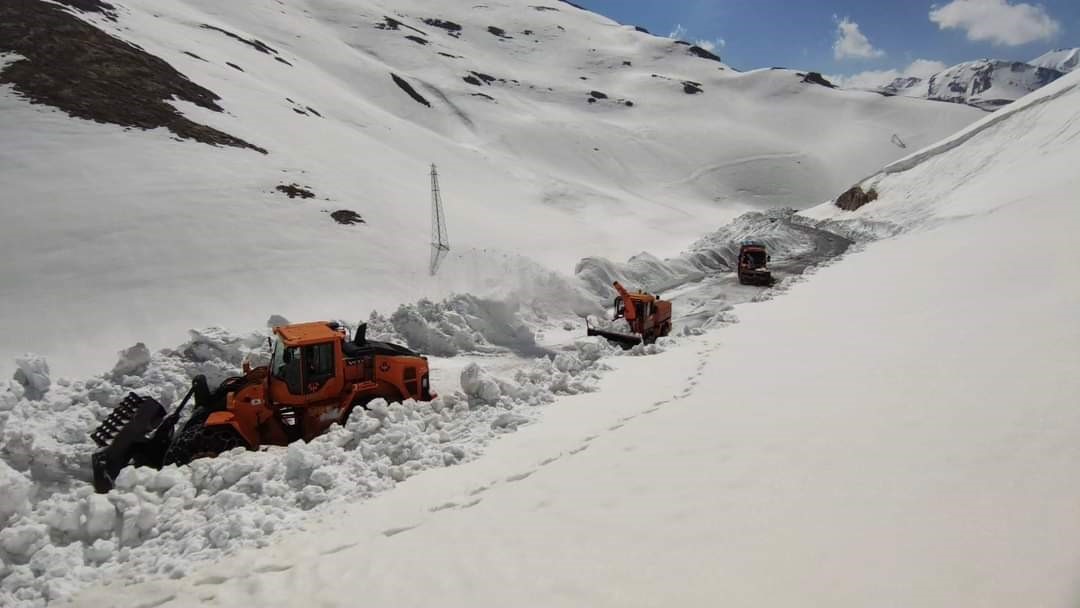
top-left (0, 0), bottom-right (981, 377)
top-left (879, 59), bottom-right (1064, 110)
top-left (67, 65), bottom-right (1080, 608)
top-left (805, 71), bottom-right (1080, 234)
top-left (1031, 47), bottom-right (1079, 73)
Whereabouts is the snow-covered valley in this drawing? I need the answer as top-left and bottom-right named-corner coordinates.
top-left (2, 1), bottom-right (1079, 607)
top-left (0, 0), bottom-right (981, 379)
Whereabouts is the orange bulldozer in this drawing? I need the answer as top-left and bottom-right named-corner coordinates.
top-left (91, 321), bottom-right (434, 493)
top-left (586, 281), bottom-right (672, 348)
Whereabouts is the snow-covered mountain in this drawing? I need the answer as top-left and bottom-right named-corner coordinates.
top-left (0, 0), bottom-right (982, 377)
top-left (879, 59), bottom-right (1064, 111)
top-left (1031, 48), bottom-right (1080, 73)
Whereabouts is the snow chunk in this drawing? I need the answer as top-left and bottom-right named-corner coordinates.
top-left (491, 412), bottom-right (531, 431)
top-left (13, 356), bottom-right (49, 400)
top-left (460, 363), bottom-right (502, 405)
top-left (0, 461), bottom-right (31, 526)
top-left (266, 314), bottom-right (290, 328)
top-left (84, 495), bottom-right (117, 541)
top-left (110, 343), bottom-right (151, 378)
top-left (0, 523), bottom-right (47, 563)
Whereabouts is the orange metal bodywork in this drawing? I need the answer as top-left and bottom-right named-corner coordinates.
top-left (201, 322), bottom-right (432, 449)
top-left (611, 281), bottom-right (672, 342)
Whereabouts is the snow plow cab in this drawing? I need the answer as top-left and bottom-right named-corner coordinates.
top-left (737, 240), bottom-right (774, 286)
top-left (90, 321), bottom-right (434, 493)
top-left (587, 281), bottom-right (672, 348)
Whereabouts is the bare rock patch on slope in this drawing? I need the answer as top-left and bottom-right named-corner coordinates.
top-left (423, 18), bottom-right (463, 38)
top-left (276, 183), bottom-right (315, 199)
top-left (0, 0), bottom-right (265, 153)
top-left (53, 0), bottom-right (117, 20)
top-left (391, 73), bottom-right (432, 107)
top-left (199, 24), bottom-right (279, 56)
top-left (835, 185), bottom-right (878, 211)
top-left (330, 209), bottom-right (365, 225)
top-left (800, 72), bottom-right (836, 88)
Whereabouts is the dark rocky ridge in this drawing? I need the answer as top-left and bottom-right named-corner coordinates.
top-left (0, 0), bottom-right (265, 153)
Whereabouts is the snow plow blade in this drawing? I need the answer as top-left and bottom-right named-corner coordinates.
top-left (586, 325), bottom-right (643, 349)
top-left (90, 392), bottom-right (168, 493)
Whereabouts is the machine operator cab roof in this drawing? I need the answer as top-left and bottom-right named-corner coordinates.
top-left (739, 239), bottom-right (767, 249)
top-left (273, 321), bottom-right (345, 347)
top-left (273, 321), bottom-right (423, 359)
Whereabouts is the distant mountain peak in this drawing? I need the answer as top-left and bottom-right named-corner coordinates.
top-left (1030, 48), bottom-right (1079, 73)
top-left (875, 58), bottom-right (1065, 111)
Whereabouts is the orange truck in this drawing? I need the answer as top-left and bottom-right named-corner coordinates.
top-left (737, 240), bottom-right (774, 286)
top-left (91, 321), bottom-right (433, 492)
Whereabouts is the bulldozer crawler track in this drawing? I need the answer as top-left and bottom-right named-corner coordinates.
top-left (163, 414), bottom-right (248, 466)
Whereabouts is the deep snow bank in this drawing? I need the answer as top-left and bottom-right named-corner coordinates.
top-left (0, 317), bottom-right (626, 607)
top-left (575, 208), bottom-right (851, 298)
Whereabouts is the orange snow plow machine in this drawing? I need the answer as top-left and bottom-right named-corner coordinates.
top-left (737, 240), bottom-right (774, 286)
top-left (91, 321), bottom-right (434, 493)
top-left (587, 281), bottom-right (672, 348)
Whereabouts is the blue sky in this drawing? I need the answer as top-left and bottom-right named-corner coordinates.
top-left (576, 0), bottom-right (1079, 84)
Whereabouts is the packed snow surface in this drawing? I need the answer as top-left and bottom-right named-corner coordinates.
top-left (0, 0), bottom-right (981, 378)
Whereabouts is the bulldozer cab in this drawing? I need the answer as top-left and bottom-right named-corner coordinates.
top-left (612, 294), bottom-right (653, 321)
top-left (268, 323), bottom-right (346, 404)
top-left (270, 339), bottom-right (335, 396)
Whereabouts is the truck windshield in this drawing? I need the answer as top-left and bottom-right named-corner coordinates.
top-left (741, 250), bottom-right (767, 267)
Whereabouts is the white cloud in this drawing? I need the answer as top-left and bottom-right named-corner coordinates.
top-left (669, 24), bottom-right (687, 40)
top-left (694, 38), bottom-right (726, 52)
top-left (833, 16), bottom-right (886, 60)
top-left (929, 0), bottom-right (1061, 46)
top-left (904, 59), bottom-right (949, 77)
top-left (828, 58), bottom-right (947, 89)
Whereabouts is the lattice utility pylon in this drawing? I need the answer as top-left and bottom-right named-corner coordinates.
top-left (429, 164), bottom-right (450, 276)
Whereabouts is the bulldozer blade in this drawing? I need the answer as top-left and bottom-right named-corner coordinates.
top-left (91, 393), bottom-right (167, 493)
top-left (587, 326), bottom-right (644, 349)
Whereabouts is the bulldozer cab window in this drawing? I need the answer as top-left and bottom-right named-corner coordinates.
top-left (635, 300), bottom-right (647, 320)
top-left (613, 297), bottom-right (625, 320)
top-left (301, 342), bottom-right (335, 393)
top-left (271, 339), bottom-right (304, 395)
top-left (271, 339), bottom-right (335, 395)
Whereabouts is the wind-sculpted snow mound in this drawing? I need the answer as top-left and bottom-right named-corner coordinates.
top-left (375, 294), bottom-right (553, 358)
top-left (0, 322), bottom-right (617, 606)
